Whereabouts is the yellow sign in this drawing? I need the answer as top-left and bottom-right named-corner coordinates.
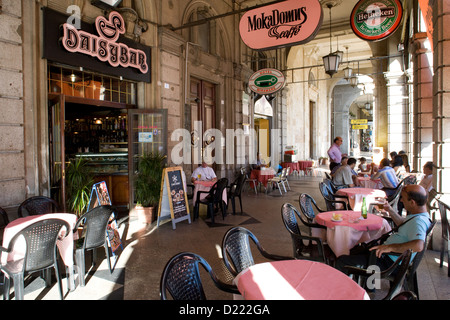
top-left (351, 119), bottom-right (368, 124)
top-left (352, 125), bottom-right (369, 130)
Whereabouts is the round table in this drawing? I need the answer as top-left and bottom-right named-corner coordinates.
top-left (356, 176), bottom-right (383, 189)
top-left (281, 162), bottom-right (299, 175)
top-left (235, 260), bottom-right (369, 300)
top-left (336, 187), bottom-right (386, 211)
top-left (250, 168), bottom-right (275, 188)
top-left (313, 211), bottom-right (392, 257)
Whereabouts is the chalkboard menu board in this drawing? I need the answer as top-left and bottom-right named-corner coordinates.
top-left (157, 167), bottom-right (191, 229)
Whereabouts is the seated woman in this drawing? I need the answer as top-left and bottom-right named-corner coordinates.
top-left (392, 155), bottom-right (406, 178)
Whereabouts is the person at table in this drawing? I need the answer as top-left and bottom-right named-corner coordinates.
top-left (330, 156), bottom-right (348, 177)
top-left (392, 155), bottom-right (406, 178)
top-left (371, 158), bottom-right (399, 197)
top-left (419, 161), bottom-right (434, 192)
top-left (389, 151), bottom-right (397, 166)
top-left (332, 157), bottom-right (357, 187)
top-left (327, 137), bottom-right (343, 171)
top-left (357, 157), bottom-right (370, 175)
top-left (400, 153), bottom-right (411, 173)
top-left (335, 184), bottom-right (432, 274)
top-left (191, 161), bottom-right (217, 183)
top-left (252, 153), bottom-right (267, 170)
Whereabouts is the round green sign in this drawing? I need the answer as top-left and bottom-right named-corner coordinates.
top-left (350, 0), bottom-right (403, 41)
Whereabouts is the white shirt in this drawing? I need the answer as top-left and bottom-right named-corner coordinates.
top-left (191, 166), bottom-right (216, 181)
top-left (419, 174), bottom-right (433, 192)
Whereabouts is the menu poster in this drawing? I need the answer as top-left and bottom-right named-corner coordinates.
top-left (157, 167), bottom-right (191, 229)
top-left (87, 181), bottom-right (123, 256)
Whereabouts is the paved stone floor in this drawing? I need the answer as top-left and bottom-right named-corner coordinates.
top-left (3, 170), bottom-right (450, 301)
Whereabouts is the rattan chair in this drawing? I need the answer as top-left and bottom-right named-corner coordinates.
top-left (160, 252), bottom-right (239, 300)
top-left (0, 218), bottom-right (70, 300)
top-left (221, 226), bottom-right (293, 276)
top-left (281, 203), bottom-right (333, 264)
top-left (193, 178), bottom-right (228, 224)
top-left (437, 199), bottom-right (450, 277)
top-left (344, 249), bottom-right (413, 300)
top-left (74, 205), bottom-right (114, 287)
top-left (18, 196), bottom-right (60, 218)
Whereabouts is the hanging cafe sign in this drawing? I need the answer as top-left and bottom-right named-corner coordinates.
top-left (248, 68), bottom-right (285, 95)
top-left (239, 0), bottom-right (323, 50)
top-left (350, 0), bottom-right (403, 41)
top-left (61, 11), bottom-right (148, 74)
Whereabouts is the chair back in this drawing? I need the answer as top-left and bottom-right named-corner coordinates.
top-left (208, 178), bottom-right (228, 202)
top-left (230, 174), bottom-right (246, 197)
top-left (74, 205), bottom-right (113, 250)
top-left (222, 227), bottom-right (265, 276)
top-left (427, 189), bottom-right (441, 220)
top-left (438, 200), bottom-right (449, 242)
top-left (382, 249), bottom-right (413, 300)
top-left (319, 182), bottom-right (345, 211)
top-left (280, 168), bottom-right (287, 178)
top-left (323, 179), bottom-right (337, 194)
top-left (281, 203), bottom-right (308, 252)
top-left (0, 206), bottom-right (10, 228)
top-left (160, 252), bottom-right (211, 300)
top-left (298, 194), bottom-right (318, 222)
top-left (5, 219), bottom-right (69, 273)
top-left (285, 167), bottom-right (290, 177)
top-left (391, 291), bottom-right (418, 300)
top-left (18, 196), bottom-right (60, 218)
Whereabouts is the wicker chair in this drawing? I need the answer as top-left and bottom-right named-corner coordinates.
top-left (160, 252), bottom-right (239, 300)
top-left (437, 199), bottom-right (450, 277)
top-left (221, 226), bottom-right (293, 276)
top-left (281, 203), bottom-right (333, 264)
top-left (18, 196), bottom-right (60, 218)
top-left (74, 205), bottom-right (114, 287)
top-left (193, 178), bottom-right (228, 224)
top-left (0, 219), bottom-right (70, 300)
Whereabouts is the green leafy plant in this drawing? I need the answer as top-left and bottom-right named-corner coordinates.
top-left (66, 158), bottom-right (94, 216)
top-left (135, 152), bottom-right (166, 207)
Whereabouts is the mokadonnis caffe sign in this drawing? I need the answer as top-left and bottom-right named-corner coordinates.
top-left (43, 7), bottom-right (151, 83)
top-left (239, 0), bottom-right (323, 50)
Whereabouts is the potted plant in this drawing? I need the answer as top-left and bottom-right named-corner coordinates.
top-left (134, 152), bottom-right (166, 224)
top-left (66, 158), bottom-right (94, 217)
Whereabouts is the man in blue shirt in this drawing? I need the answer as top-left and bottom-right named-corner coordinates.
top-left (371, 158), bottom-right (399, 196)
top-left (335, 184), bottom-right (431, 273)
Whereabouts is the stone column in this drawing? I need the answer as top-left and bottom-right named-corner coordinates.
top-left (433, 0), bottom-right (450, 197)
top-left (413, 33), bottom-right (434, 171)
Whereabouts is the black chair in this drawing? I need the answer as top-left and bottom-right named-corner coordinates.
top-left (298, 193), bottom-right (326, 225)
top-left (0, 218), bottom-right (70, 300)
top-left (160, 252), bottom-right (239, 300)
top-left (324, 178), bottom-right (348, 193)
top-left (74, 205), bottom-right (114, 287)
top-left (227, 173), bottom-right (246, 215)
top-left (344, 249), bottom-right (413, 300)
top-left (18, 196), bottom-right (60, 218)
top-left (384, 221), bottom-right (436, 299)
top-left (186, 184), bottom-right (195, 201)
top-left (221, 226), bottom-right (293, 276)
top-left (0, 206), bottom-right (10, 227)
top-left (281, 203), bottom-right (333, 264)
top-left (437, 199), bottom-right (450, 277)
top-left (318, 182), bottom-right (350, 211)
top-left (391, 291), bottom-right (418, 300)
top-left (194, 178), bottom-right (228, 224)
top-left (426, 188), bottom-right (441, 221)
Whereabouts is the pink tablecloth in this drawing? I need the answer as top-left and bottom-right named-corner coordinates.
top-left (250, 168), bottom-right (275, 188)
top-left (298, 161), bottom-right (313, 173)
top-left (192, 180), bottom-right (227, 204)
top-left (281, 162), bottom-right (299, 175)
top-left (1, 213), bottom-right (78, 290)
top-left (356, 176), bottom-right (383, 189)
top-left (313, 211), bottom-right (392, 257)
top-left (336, 187), bottom-right (386, 211)
top-left (235, 260), bottom-right (369, 300)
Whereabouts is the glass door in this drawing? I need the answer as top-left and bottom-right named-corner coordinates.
top-left (128, 109), bottom-right (168, 209)
top-left (48, 94), bottom-right (66, 210)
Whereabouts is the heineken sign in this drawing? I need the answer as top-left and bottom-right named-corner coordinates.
top-left (248, 69), bottom-right (285, 95)
top-left (239, 0), bottom-right (323, 50)
top-left (350, 0), bottom-right (403, 41)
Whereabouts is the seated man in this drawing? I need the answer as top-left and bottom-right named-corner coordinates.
top-left (371, 158), bottom-right (399, 197)
top-left (252, 153), bottom-right (267, 170)
top-left (333, 157), bottom-right (357, 187)
top-left (335, 184), bottom-right (432, 274)
top-left (191, 161), bottom-right (217, 183)
top-left (330, 156), bottom-right (348, 177)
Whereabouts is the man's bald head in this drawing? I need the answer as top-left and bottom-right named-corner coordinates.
top-left (402, 184), bottom-right (428, 207)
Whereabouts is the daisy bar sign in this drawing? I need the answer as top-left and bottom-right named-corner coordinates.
top-left (239, 0), bottom-right (323, 50)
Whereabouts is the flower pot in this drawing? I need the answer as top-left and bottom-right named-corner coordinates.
top-left (135, 206), bottom-right (155, 224)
